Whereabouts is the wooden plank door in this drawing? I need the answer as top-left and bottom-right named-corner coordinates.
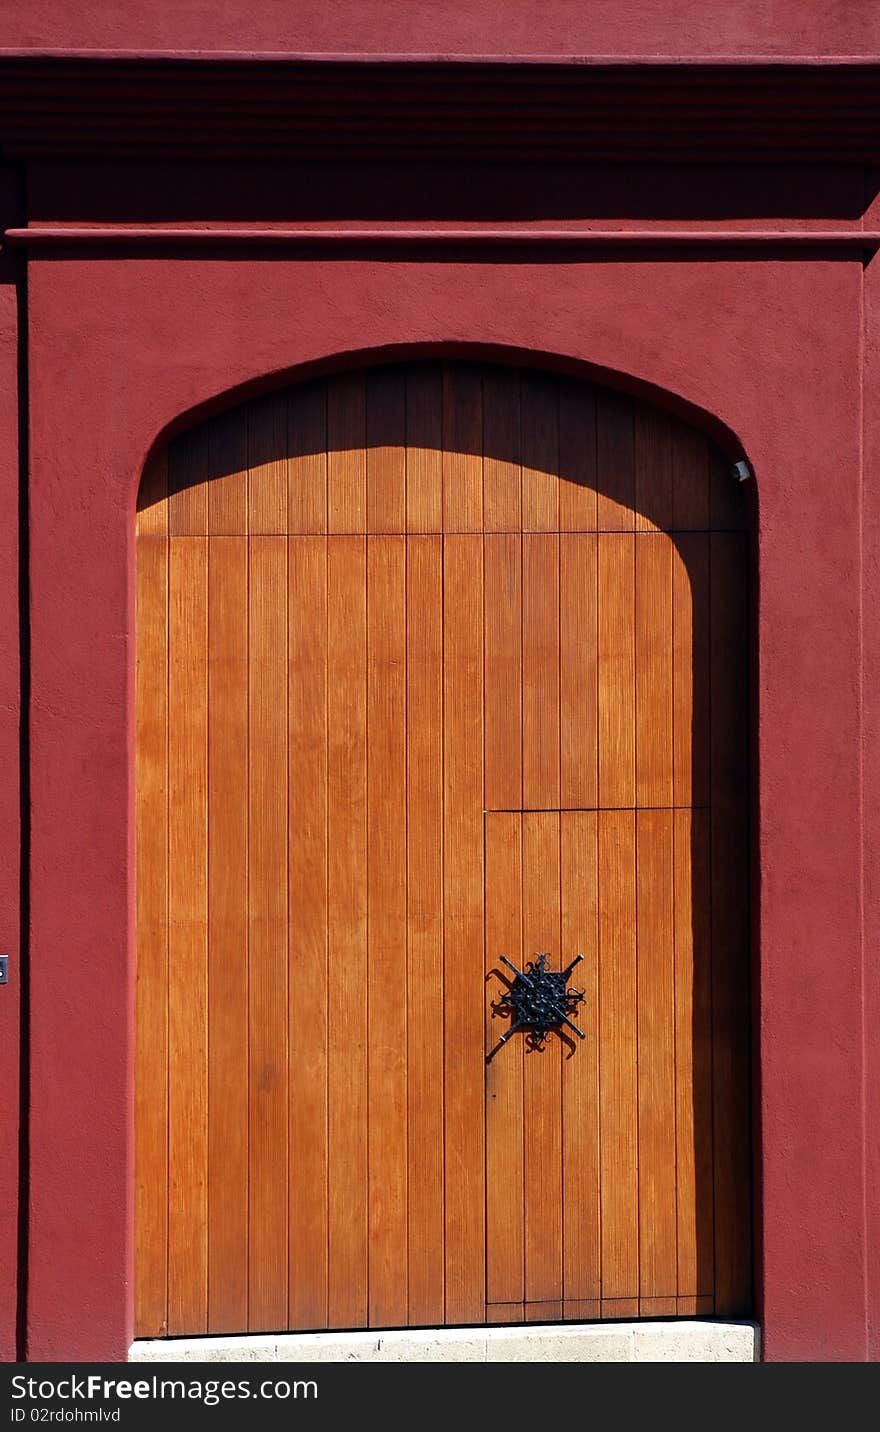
top-left (135, 361), bottom-right (752, 1337)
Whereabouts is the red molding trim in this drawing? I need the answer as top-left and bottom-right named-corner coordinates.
top-left (6, 226), bottom-right (880, 252)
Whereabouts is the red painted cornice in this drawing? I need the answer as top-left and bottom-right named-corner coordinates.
top-left (5, 226), bottom-right (880, 254)
top-left (0, 55), bottom-right (878, 161)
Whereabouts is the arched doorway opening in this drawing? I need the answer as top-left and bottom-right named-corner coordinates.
top-left (134, 359), bottom-right (752, 1336)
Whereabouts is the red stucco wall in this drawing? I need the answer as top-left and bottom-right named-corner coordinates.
top-left (18, 253), bottom-right (866, 1360)
top-left (0, 0), bottom-right (877, 57)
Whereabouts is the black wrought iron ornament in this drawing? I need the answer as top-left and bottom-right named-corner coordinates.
top-left (495, 952), bottom-right (587, 1051)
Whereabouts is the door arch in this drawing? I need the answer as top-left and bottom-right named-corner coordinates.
top-left (134, 359), bottom-right (752, 1336)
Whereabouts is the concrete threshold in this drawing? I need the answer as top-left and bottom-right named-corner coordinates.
top-left (131, 1319), bottom-right (759, 1363)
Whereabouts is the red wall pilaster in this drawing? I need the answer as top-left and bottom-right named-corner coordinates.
top-left (0, 163), bottom-right (21, 1364)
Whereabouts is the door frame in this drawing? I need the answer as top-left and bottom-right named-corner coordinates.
top-left (20, 245), bottom-right (872, 1361)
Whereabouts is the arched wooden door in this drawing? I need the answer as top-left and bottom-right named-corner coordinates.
top-left (134, 362), bottom-right (752, 1337)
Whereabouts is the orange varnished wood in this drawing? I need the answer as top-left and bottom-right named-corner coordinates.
top-left (596, 390), bottom-right (634, 531)
top-left (521, 372), bottom-right (559, 532)
top-left (598, 534), bottom-right (635, 808)
top-left (406, 536), bottom-right (445, 1324)
top-left (675, 808), bottom-right (714, 1300)
top-left (443, 533), bottom-right (485, 1323)
top-left (327, 536), bottom-right (368, 1327)
top-left (522, 813), bottom-right (563, 1303)
top-left (248, 537), bottom-right (289, 1331)
top-left (166, 536), bottom-right (208, 1334)
top-left (136, 361), bottom-right (751, 1338)
top-left (327, 373), bottom-right (366, 534)
top-left (134, 538), bottom-right (168, 1335)
top-left (442, 365), bottom-right (482, 532)
top-left (558, 379), bottom-right (597, 532)
top-left (405, 367), bottom-right (442, 534)
top-left (248, 394), bottom-right (288, 534)
top-left (560, 533), bottom-right (598, 809)
top-left (484, 533), bottom-right (522, 811)
top-left (485, 814), bottom-right (524, 1305)
top-left (208, 409), bottom-right (248, 535)
top-left (206, 537), bottom-right (249, 1332)
top-left (487, 1303), bottom-right (525, 1324)
top-left (288, 381), bottom-right (327, 536)
top-left (599, 810), bottom-right (638, 1300)
top-left (561, 811), bottom-right (600, 1305)
top-left (366, 369), bottom-right (406, 534)
top-left (288, 537), bottom-right (330, 1329)
top-left (523, 534), bottom-right (560, 809)
top-left (636, 535), bottom-right (673, 807)
top-left (672, 418), bottom-right (710, 531)
top-left (637, 809), bottom-right (677, 1300)
top-left (367, 536), bottom-right (409, 1325)
top-left (483, 367), bottom-right (521, 532)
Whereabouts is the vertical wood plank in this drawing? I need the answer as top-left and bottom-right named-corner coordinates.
top-left (522, 534), bottom-right (560, 809)
top-left (248, 393), bottom-right (288, 535)
top-left (637, 809), bottom-right (678, 1300)
top-left (599, 810), bottom-right (638, 1301)
top-left (675, 808), bottom-right (714, 1300)
top-left (523, 1301), bottom-right (564, 1323)
top-left (167, 536), bottom-right (208, 1333)
top-left (710, 532), bottom-right (753, 1316)
top-left (560, 532), bottom-right (598, 809)
top-left (248, 537), bottom-right (289, 1331)
top-left (327, 536), bottom-right (369, 1326)
top-left (442, 366), bottom-right (482, 532)
top-left (672, 421), bottom-right (710, 531)
top-left (484, 533), bottom-right (522, 811)
top-left (598, 535), bottom-right (635, 809)
top-left (673, 534), bottom-right (710, 808)
top-left (208, 409), bottom-right (248, 535)
top-left (406, 536), bottom-right (445, 1325)
top-left (406, 367), bottom-right (442, 534)
top-left (367, 369), bottom-right (406, 534)
top-left (288, 536), bottom-right (329, 1329)
top-left (134, 538), bottom-right (168, 1335)
top-left (443, 533), bottom-right (485, 1323)
top-left (635, 406), bottom-right (673, 533)
top-left (521, 372), bottom-right (559, 533)
top-left (522, 812), bottom-right (563, 1303)
top-left (561, 811), bottom-right (600, 1304)
top-left (596, 391), bottom-right (634, 531)
top-left (169, 427), bottom-right (209, 536)
top-left (558, 380), bottom-right (597, 533)
top-left (206, 537), bottom-right (249, 1332)
top-left (485, 812), bottom-right (524, 1305)
top-left (367, 536), bottom-right (408, 1326)
top-left (328, 374), bottom-right (367, 534)
top-left (636, 534), bottom-right (674, 808)
top-left (482, 367), bottom-right (521, 533)
top-left (288, 381), bottom-right (328, 535)
top-left (137, 447), bottom-right (169, 536)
